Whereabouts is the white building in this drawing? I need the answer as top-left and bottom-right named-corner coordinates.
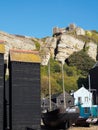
top-left (74, 86), bottom-right (92, 107)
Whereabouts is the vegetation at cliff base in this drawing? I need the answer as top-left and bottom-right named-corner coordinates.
top-left (68, 50), bottom-right (96, 76)
top-left (41, 50), bottom-right (96, 97)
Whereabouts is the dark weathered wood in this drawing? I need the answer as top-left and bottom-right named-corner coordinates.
top-left (0, 53), bottom-right (4, 130)
top-left (9, 61), bottom-right (41, 130)
top-left (89, 67), bottom-right (98, 105)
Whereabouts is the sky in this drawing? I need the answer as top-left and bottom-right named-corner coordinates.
top-left (0, 0), bottom-right (98, 38)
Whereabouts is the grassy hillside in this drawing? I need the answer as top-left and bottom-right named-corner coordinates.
top-left (41, 50), bottom-right (96, 97)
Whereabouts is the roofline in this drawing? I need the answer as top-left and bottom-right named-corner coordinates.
top-left (0, 43), bottom-right (5, 53)
top-left (10, 49), bottom-right (39, 54)
top-left (9, 49), bottom-right (41, 63)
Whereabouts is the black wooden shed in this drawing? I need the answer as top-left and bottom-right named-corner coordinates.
top-left (41, 91), bottom-right (74, 111)
top-left (9, 49), bottom-right (41, 130)
top-left (51, 91), bottom-right (74, 108)
top-left (0, 43), bottom-right (5, 130)
top-left (89, 62), bottom-right (98, 105)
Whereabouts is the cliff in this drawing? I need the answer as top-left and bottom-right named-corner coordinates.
top-left (0, 24), bottom-right (98, 66)
top-left (41, 24), bottom-right (98, 65)
top-left (0, 31), bottom-right (36, 60)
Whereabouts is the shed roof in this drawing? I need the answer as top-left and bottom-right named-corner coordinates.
top-left (10, 49), bottom-right (41, 63)
top-left (51, 91), bottom-right (73, 99)
top-left (74, 86), bottom-right (92, 95)
top-left (0, 44), bottom-right (5, 53)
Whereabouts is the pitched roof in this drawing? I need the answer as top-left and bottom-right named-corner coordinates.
top-left (0, 44), bottom-right (5, 53)
top-left (51, 91), bottom-right (72, 99)
top-left (74, 86), bottom-right (92, 95)
top-left (10, 49), bottom-right (41, 63)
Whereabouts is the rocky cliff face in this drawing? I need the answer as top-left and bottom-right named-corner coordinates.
top-left (55, 34), bottom-right (85, 63)
top-left (41, 34), bottom-right (97, 65)
top-left (40, 24), bottom-right (98, 65)
top-left (0, 31), bottom-right (36, 60)
top-left (0, 24), bottom-right (98, 66)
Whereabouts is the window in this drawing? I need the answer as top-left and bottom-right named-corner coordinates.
top-left (61, 100), bottom-right (64, 104)
top-left (85, 97), bottom-right (88, 102)
top-left (78, 97), bottom-right (82, 103)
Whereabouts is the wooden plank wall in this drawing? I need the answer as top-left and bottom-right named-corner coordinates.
top-left (0, 54), bottom-right (4, 130)
top-left (9, 62), bottom-right (41, 130)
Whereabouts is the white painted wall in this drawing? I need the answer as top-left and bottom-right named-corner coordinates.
top-left (74, 86), bottom-right (92, 107)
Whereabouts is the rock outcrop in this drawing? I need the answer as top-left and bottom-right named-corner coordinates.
top-left (55, 35), bottom-right (84, 63)
top-left (0, 24), bottom-right (98, 66)
top-left (41, 33), bottom-right (97, 65)
top-left (40, 24), bottom-right (97, 65)
top-left (0, 31), bottom-right (36, 60)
